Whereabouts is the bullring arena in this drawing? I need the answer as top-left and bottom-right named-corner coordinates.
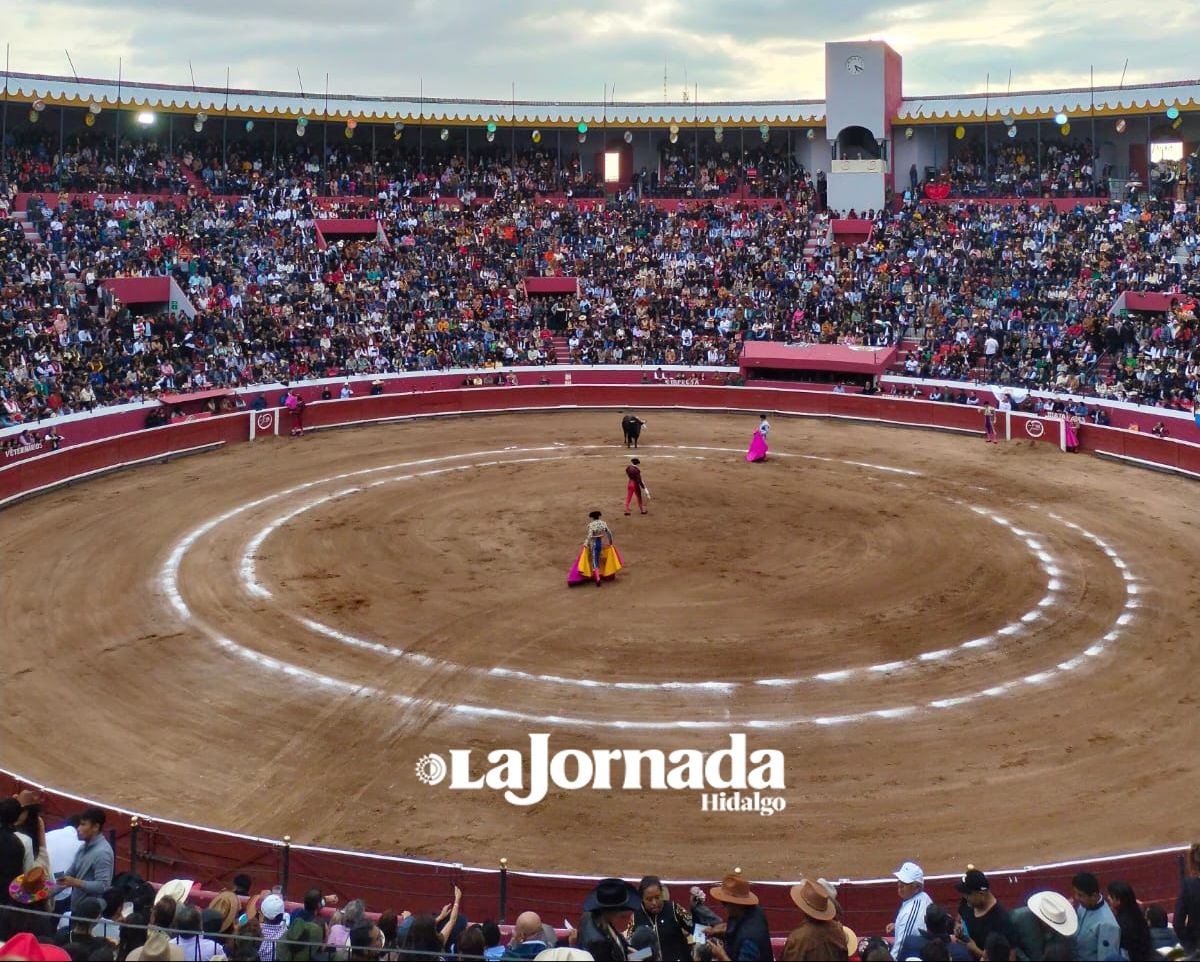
top-left (3, 391), bottom-right (1198, 890)
top-left (4, 30), bottom-right (1200, 955)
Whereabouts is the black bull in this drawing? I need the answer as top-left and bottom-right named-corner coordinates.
top-left (622, 415), bottom-right (644, 448)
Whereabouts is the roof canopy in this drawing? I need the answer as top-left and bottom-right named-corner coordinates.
top-left (4, 69), bottom-right (1197, 128)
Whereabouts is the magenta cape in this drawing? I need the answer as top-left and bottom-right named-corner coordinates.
top-left (746, 430), bottom-right (768, 462)
top-left (1064, 419), bottom-right (1080, 451)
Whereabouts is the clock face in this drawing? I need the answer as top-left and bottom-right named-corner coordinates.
top-left (845, 55), bottom-right (866, 75)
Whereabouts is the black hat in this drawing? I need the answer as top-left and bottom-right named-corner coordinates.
top-left (589, 510), bottom-right (603, 520)
top-left (74, 897), bottom-right (105, 923)
top-left (956, 869), bottom-right (990, 894)
top-left (583, 878), bottom-right (640, 913)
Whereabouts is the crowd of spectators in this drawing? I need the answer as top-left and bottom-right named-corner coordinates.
top-left (2, 135), bottom-right (814, 203)
top-left (1, 133), bottom-right (1199, 433)
top-left (923, 140), bottom-right (1102, 199)
top-left (3, 795), bottom-right (1200, 960)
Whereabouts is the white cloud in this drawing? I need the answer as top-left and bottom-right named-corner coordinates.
top-left (1, 0), bottom-right (1196, 102)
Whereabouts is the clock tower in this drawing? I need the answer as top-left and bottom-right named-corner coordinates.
top-left (822, 41), bottom-right (903, 214)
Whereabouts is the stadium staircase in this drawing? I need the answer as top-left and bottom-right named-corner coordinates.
top-left (177, 164), bottom-right (205, 192)
top-left (11, 210), bottom-right (44, 251)
top-left (549, 334), bottom-right (570, 362)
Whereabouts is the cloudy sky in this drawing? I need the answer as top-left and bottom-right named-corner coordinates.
top-left (3, 0), bottom-right (1196, 103)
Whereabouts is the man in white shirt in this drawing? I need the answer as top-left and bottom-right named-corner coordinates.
top-left (45, 815), bottom-right (83, 912)
top-left (889, 861), bottom-right (932, 960)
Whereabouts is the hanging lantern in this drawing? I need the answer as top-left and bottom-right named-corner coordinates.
top-left (1003, 112), bottom-right (1015, 127)
top-left (440, 127), bottom-right (449, 141)
top-left (245, 119), bottom-right (254, 132)
top-left (954, 125), bottom-right (965, 139)
top-left (194, 120), bottom-right (204, 133)
top-left (577, 132), bottom-right (586, 143)
top-left (1060, 122), bottom-right (1071, 135)
top-left (805, 128), bottom-right (815, 140)
top-left (759, 123), bottom-right (769, 141)
top-left (714, 128), bottom-right (724, 144)
top-left (1166, 106), bottom-right (1181, 120)
top-left (486, 131), bottom-right (495, 142)
top-left (1054, 112), bottom-right (1068, 126)
top-left (85, 113), bottom-right (96, 127)
top-left (532, 129), bottom-right (541, 143)
top-left (486, 121), bottom-right (497, 133)
top-left (904, 126), bottom-right (914, 139)
top-left (32, 99), bottom-right (45, 113)
top-left (1115, 118), bottom-right (1127, 134)
top-left (577, 122), bottom-right (588, 134)
top-left (393, 120), bottom-right (404, 133)
top-left (296, 124), bottom-right (305, 137)
top-left (197, 112), bottom-right (208, 124)
top-left (297, 116), bottom-right (308, 128)
top-left (623, 130), bottom-right (633, 143)
top-left (344, 126), bottom-right (354, 139)
top-left (88, 101), bottom-right (102, 116)
top-left (1173, 117), bottom-right (1183, 130)
top-left (28, 110), bottom-right (39, 123)
top-left (669, 123), bottom-right (679, 135)
top-left (1007, 125), bottom-right (1017, 139)
top-left (669, 130), bottom-right (678, 144)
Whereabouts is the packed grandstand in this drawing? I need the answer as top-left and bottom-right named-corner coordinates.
top-left (1, 139), bottom-right (1199, 435)
top-left (3, 41), bottom-right (1200, 962)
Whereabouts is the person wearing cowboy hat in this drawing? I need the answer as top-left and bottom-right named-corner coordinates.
top-left (705, 872), bottom-right (773, 961)
top-left (577, 878), bottom-right (639, 961)
top-left (127, 928), bottom-right (185, 961)
top-left (1010, 891), bottom-right (1078, 961)
top-left (779, 878), bottom-right (848, 961)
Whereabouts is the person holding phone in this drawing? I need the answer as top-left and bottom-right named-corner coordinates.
top-left (57, 807), bottom-right (114, 914)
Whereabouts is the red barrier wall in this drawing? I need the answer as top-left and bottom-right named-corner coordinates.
top-left (0, 384), bottom-right (1194, 935)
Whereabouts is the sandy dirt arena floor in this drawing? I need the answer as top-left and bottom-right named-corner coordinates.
top-left (1, 411), bottom-right (1198, 880)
